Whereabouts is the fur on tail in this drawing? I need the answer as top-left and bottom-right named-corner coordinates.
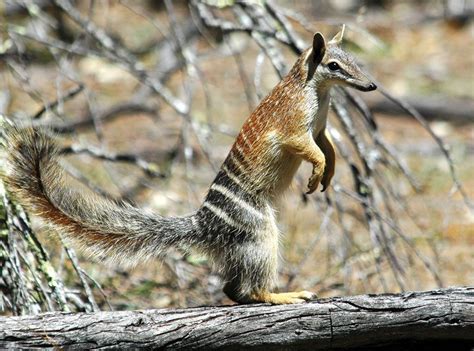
top-left (2, 126), bottom-right (196, 265)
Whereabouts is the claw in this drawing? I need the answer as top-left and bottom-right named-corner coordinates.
top-left (307, 172), bottom-right (322, 194)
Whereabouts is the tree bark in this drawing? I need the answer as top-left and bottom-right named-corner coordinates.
top-left (0, 287), bottom-right (473, 350)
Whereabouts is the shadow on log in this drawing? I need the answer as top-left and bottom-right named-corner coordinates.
top-left (0, 287), bottom-right (473, 350)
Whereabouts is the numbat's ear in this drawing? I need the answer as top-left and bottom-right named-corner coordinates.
top-left (306, 32), bottom-right (326, 82)
top-left (329, 24), bottom-right (345, 45)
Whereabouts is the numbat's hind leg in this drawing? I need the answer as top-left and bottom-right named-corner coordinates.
top-left (249, 291), bottom-right (317, 304)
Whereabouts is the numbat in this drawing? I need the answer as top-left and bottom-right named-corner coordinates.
top-left (3, 27), bottom-right (376, 304)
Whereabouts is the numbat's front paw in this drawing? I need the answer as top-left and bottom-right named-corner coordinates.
top-left (307, 172), bottom-right (323, 194)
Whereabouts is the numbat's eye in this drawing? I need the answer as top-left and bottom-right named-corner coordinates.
top-left (328, 62), bottom-right (340, 71)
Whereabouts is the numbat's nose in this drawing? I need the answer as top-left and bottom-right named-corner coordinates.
top-left (367, 83), bottom-right (377, 91)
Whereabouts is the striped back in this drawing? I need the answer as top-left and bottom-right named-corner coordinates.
top-left (195, 60), bottom-right (309, 246)
top-left (197, 158), bottom-right (267, 248)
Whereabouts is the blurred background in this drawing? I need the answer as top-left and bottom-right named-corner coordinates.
top-left (0, 0), bottom-right (472, 314)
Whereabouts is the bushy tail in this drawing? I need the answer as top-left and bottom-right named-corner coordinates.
top-left (2, 126), bottom-right (197, 265)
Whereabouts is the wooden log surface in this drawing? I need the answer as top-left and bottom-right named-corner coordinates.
top-left (0, 287), bottom-right (473, 350)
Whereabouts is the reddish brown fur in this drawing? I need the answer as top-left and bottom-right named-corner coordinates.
top-left (227, 57), bottom-right (309, 178)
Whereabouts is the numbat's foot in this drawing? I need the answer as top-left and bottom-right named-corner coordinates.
top-left (250, 291), bottom-right (317, 304)
top-left (307, 172), bottom-right (323, 194)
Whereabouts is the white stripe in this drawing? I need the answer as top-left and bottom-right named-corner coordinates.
top-left (203, 202), bottom-right (245, 231)
top-left (210, 184), bottom-right (263, 219)
top-left (222, 164), bottom-right (244, 187)
top-left (229, 151), bottom-right (246, 173)
top-left (239, 130), bottom-right (252, 149)
top-left (191, 216), bottom-right (199, 229)
top-left (234, 143), bottom-right (248, 162)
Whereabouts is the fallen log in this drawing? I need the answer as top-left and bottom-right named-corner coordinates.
top-left (0, 287), bottom-right (472, 350)
top-left (368, 95), bottom-right (474, 123)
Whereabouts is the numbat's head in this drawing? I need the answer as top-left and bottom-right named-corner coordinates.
top-left (305, 25), bottom-right (377, 92)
